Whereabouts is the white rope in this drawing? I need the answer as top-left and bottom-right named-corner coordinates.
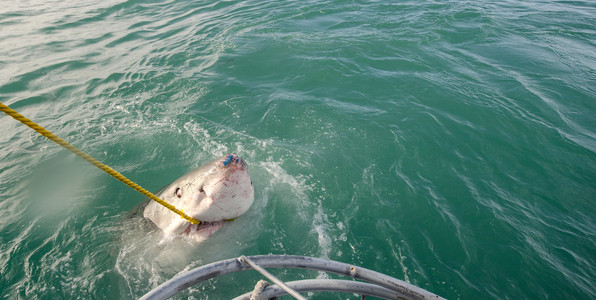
top-left (239, 256), bottom-right (307, 300)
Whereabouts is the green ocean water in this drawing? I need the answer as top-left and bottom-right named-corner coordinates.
top-left (1, 0), bottom-right (595, 299)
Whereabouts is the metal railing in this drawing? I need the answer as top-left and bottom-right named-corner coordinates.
top-left (140, 255), bottom-right (445, 300)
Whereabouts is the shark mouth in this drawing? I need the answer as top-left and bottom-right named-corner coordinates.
top-left (182, 220), bottom-right (224, 240)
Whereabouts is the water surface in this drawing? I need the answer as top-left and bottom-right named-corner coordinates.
top-left (1, 0), bottom-right (595, 299)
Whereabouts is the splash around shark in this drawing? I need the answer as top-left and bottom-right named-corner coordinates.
top-left (143, 154), bottom-right (254, 242)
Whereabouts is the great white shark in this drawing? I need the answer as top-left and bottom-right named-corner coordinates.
top-left (143, 153), bottom-right (254, 241)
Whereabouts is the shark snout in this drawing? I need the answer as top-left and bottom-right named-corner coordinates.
top-left (222, 153), bottom-right (247, 170)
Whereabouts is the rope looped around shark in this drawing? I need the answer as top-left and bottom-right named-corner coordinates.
top-left (0, 101), bottom-right (204, 225)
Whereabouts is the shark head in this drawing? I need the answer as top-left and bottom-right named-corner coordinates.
top-left (143, 154), bottom-right (254, 238)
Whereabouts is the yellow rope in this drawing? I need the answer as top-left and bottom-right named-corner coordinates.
top-left (0, 101), bottom-right (202, 225)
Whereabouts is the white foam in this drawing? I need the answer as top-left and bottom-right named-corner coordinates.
top-left (183, 121), bottom-right (229, 158)
top-left (258, 157), bottom-right (340, 260)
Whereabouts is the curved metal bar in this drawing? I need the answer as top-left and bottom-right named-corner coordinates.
top-left (238, 256), bottom-right (306, 300)
top-left (140, 255), bottom-right (444, 300)
top-left (140, 257), bottom-right (244, 300)
top-left (232, 279), bottom-right (408, 300)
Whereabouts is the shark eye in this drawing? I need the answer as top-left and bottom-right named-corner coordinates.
top-left (199, 186), bottom-right (205, 193)
top-left (175, 188), bottom-right (182, 198)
